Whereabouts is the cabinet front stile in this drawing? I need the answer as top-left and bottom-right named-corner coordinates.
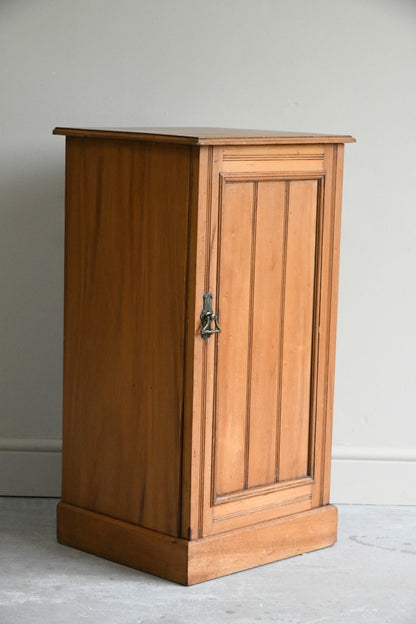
top-left (183, 145), bottom-right (223, 540)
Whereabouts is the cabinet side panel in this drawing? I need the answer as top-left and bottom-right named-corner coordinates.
top-left (62, 138), bottom-right (190, 536)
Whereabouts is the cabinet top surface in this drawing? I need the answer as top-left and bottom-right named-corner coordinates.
top-left (53, 126), bottom-right (355, 145)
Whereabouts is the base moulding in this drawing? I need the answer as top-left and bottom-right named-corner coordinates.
top-left (57, 502), bottom-right (338, 585)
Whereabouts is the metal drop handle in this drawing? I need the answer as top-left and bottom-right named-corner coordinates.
top-left (200, 292), bottom-right (221, 340)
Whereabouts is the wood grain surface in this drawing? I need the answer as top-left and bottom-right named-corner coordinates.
top-left (57, 501), bottom-right (337, 585)
top-left (62, 137), bottom-right (191, 536)
top-left (54, 126), bottom-right (355, 146)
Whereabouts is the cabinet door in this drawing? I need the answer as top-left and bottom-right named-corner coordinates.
top-left (191, 144), bottom-right (344, 538)
top-left (197, 162), bottom-right (334, 536)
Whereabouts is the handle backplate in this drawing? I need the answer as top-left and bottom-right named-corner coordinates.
top-left (200, 292), bottom-right (221, 340)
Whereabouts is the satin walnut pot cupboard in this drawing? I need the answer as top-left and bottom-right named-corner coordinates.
top-left (53, 127), bottom-right (355, 585)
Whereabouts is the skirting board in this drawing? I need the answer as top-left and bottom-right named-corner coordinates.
top-left (1, 440), bottom-right (415, 504)
top-left (331, 446), bottom-right (416, 505)
top-left (0, 438), bottom-right (62, 496)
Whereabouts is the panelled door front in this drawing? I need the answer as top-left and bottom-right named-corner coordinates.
top-left (199, 148), bottom-right (333, 536)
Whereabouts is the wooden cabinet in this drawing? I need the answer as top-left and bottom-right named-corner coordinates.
top-left (54, 127), bottom-right (354, 584)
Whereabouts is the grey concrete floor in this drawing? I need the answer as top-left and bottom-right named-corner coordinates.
top-left (0, 499), bottom-right (415, 624)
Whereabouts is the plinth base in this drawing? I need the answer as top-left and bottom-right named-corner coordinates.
top-left (57, 502), bottom-right (337, 585)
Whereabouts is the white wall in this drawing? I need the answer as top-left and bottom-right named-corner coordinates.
top-left (1, 0), bottom-right (415, 503)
